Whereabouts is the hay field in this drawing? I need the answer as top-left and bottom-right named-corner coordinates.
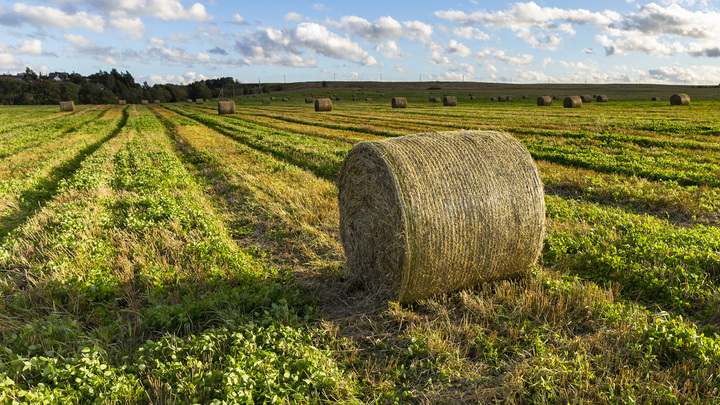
top-left (1, 88), bottom-right (720, 403)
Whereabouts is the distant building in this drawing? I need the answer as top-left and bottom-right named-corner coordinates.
top-left (0, 73), bottom-right (24, 80)
top-left (48, 72), bottom-right (68, 82)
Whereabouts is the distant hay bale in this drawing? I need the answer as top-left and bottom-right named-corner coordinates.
top-left (490, 97), bottom-right (496, 101)
top-left (271, 97), bottom-right (275, 100)
top-left (522, 95), bottom-right (527, 99)
top-left (154, 99), bottom-right (160, 104)
top-left (470, 96), bottom-right (476, 100)
top-left (443, 96), bottom-right (457, 106)
top-left (498, 96), bottom-right (506, 102)
top-left (337, 130), bottom-right (545, 304)
top-left (305, 97), bottom-right (314, 103)
top-left (218, 100), bottom-right (235, 114)
top-left (469, 93), bottom-right (474, 97)
top-left (670, 93), bottom-right (690, 106)
top-left (564, 96), bottom-right (582, 108)
top-left (537, 96), bottom-right (552, 106)
top-left (596, 95), bottom-right (609, 102)
top-left (196, 99), bottom-right (204, 105)
top-left (282, 98), bottom-right (289, 102)
top-left (335, 96), bottom-right (341, 101)
top-left (353, 97), bottom-right (358, 101)
top-left (651, 96), bottom-right (661, 101)
top-left (380, 93), bottom-right (385, 97)
top-left (141, 100), bottom-right (149, 105)
top-left (315, 98), bottom-right (333, 112)
top-left (187, 99), bottom-right (192, 103)
top-left (506, 96), bottom-right (513, 101)
top-left (552, 96), bottom-right (558, 100)
top-left (580, 95), bottom-right (593, 103)
top-left (262, 98), bottom-right (271, 104)
top-left (392, 97), bottom-right (407, 108)
top-left (118, 100), bottom-right (126, 105)
top-left (365, 98), bottom-right (373, 102)
top-left (59, 101), bottom-right (75, 112)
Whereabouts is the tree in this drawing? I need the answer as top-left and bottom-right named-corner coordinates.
top-left (187, 81), bottom-right (212, 100)
top-left (23, 67), bottom-right (38, 82)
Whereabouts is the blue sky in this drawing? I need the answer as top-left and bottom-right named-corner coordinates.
top-left (1, 0), bottom-right (719, 85)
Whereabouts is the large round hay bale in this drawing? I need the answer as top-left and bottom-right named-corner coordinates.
top-left (337, 130), bottom-right (545, 303)
top-left (392, 97), bottom-right (407, 108)
top-left (564, 96), bottom-right (582, 108)
top-left (315, 98), bottom-right (333, 112)
top-left (59, 101), bottom-right (75, 112)
top-left (443, 96), bottom-right (457, 106)
top-left (305, 97), bottom-right (314, 103)
top-left (670, 93), bottom-right (690, 106)
top-left (537, 96), bottom-right (552, 106)
top-left (596, 95), bottom-right (609, 102)
top-left (196, 99), bottom-right (204, 105)
top-left (118, 100), bottom-right (126, 105)
top-left (218, 100), bottom-right (235, 114)
top-left (580, 95), bottom-right (593, 103)
top-left (141, 100), bottom-right (149, 105)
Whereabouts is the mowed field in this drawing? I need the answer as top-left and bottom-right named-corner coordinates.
top-left (1, 84), bottom-right (720, 403)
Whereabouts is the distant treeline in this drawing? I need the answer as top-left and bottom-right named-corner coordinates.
top-left (0, 68), bottom-right (282, 105)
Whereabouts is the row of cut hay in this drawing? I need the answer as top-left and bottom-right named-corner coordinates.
top-left (338, 130), bottom-right (545, 303)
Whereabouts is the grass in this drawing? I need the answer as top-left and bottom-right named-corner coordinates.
top-left (1, 88), bottom-right (720, 403)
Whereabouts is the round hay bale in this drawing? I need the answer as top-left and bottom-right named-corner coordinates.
top-left (506, 96), bottom-right (513, 101)
top-left (670, 93), bottom-right (690, 106)
top-left (118, 100), bottom-right (126, 105)
top-left (651, 96), bottom-right (661, 101)
top-left (498, 96), bottom-right (506, 102)
top-left (196, 99), bottom-right (204, 105)
top-left (59, 101), bottom-right (75, 112)
top-left (262, 98), bottom-right (271, 104)
top-left (537, 96), bottom-right (552, 106)
top-left (443, 96), bottom-right (457, 106)
top-left (353, 97), bottom-right (358, 101)
top-left (282, 98), bottom-right (289, 102)
top-left (141, 100), bottom-right (149, 105)
top-left (490, 97), bottom-right (496, 101)
top-left (564, 96), bottom-right (582, 108)
top-left (552, 96), bottom-right (558, 100)
top-left (305, 97), bottom-right (314, 103)
top-left (580, 95), bottom-right (592, 103)
top-left (218, 100), bottom-right (235, 114)
top-left (365, 98), bottom-right (373, 102)
top-left (522, 95), bottom-right (527, 99)
top-left (335, 96), bottom-right (341, 101)
top-left (337, 130), bottom-right (545, 304)
top-left (154, 99), bottom-right (160, 104)
top-left (380, 93), bottom-right (385, 97)
top-left (469, 93), bottom-right (474, 97)
top-left (392, 97), bottom-right (407, 108)
top-left (596, 95), bottom-right (609, 102)
top-left (470, 96), bottom-right (476, 100)
top-left (187, 99), bottom-right (193, 103)
top-left (315, 98), bottom-right (333, 112)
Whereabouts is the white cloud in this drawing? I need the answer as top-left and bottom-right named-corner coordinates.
top-left (337, 16), bottom-right (404, 42)
top-left (375, 41), bottom-right (404, 59)
top-left (446, 39), bottom-right (472, 57)
top-left (514, 68), bottom-right (556, 82)
top-left (145, 41), bottom-right (216, 66)
top-left (14, 39), bottom-right (43, 55)
top-left (145, 71), bottom-right (210, 85)
top-left (643, 65), bottom-right (720, 84)
top-left (284, 12), bottom-right (302, 21)
top-left (583, 48), bottom-right (595, 54)
top-left (12, 3), bottom-right (105, 32)
top-left (493, 50), bottom-right (534, 65)
top-left (453, 26), bottom-right (490, 40)
top-left (234, 23), bottom-right (377, 67)
top-left (403, 20), bottom-right (433, 42)
top-left (394, 64), bottom-right (406, 74)
top-left (109, 11), bottom-right (145, 40)
top-left (232, 14), bottom-right (247, 24)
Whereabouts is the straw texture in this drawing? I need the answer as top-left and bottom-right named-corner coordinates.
top-left (564, 96), bottom-right (582, 108)
top-left (196, 99), bottom-right (204, 105)
top-left (154, 100), bottom-right (160, 104)
top-left (580, 95), bottom-right (593, 103)
top-left (337, 130), bottom-right (546, 304)
top-left (187, 99), bottom-right (193, 103)
top-left (537, 96), bottom-right (552, 106)
top-left (141, 100), bottom-right (149, 105)
top-left (315, 98), bottom-right (333, 112)
top-left (218, 101), bottom-right (235, 114)
top-left (59, 101), bottom-right (74, 112)
top-left (392, 97), bottom-right (407, 108)
top-left (596, 95), bottom-right (609, 102)
top-left (652, 97), bottom-right (661, 101)
top-left (443, 96), bottom-right (457, 106)
top-left (670, 94), bottom-right (690, 106)
top-left (305, 97), bottom-right (314, 103)
top-left (118, 100), bottom-right (126, 105)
